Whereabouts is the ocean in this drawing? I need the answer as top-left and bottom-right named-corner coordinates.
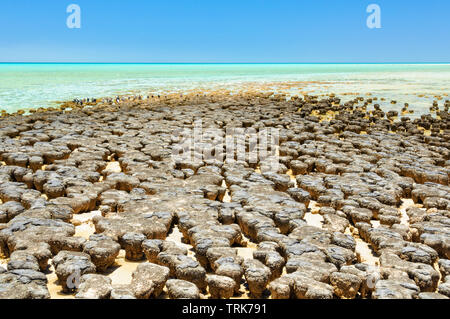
top-left (0, 63), bottom-right (449, 117)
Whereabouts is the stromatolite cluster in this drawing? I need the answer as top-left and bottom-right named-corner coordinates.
top-left (0, 92), bottom-right (449, 299)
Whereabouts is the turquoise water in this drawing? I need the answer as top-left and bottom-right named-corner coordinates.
top-left (0, 63), bottom-right (449, 115)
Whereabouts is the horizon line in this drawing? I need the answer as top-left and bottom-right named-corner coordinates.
top-left (1, 62), bottom-right (450, 65)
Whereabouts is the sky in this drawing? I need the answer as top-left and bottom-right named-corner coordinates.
top-left (0, 0), bottom-right (449, 63)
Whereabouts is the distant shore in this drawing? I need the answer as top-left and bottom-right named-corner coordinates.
top-left (1, 86), bottom-right (449, 120)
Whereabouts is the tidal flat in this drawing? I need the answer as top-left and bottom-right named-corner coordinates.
top-left (0, 90), bottom-right (449, 299)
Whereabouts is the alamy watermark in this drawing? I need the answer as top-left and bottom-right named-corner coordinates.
top-left (66, 4), bottom-right (81, 29)
top-left (366, 265), bottom-right (381, 289)
top-left (366, 4), bottom-right (381, 29)
top-left (172, 119), bottom-right (280, 172)
top-left (65, 5), bottom-right (380, 30)
top-left (66, 268), bottom-right (81, 290)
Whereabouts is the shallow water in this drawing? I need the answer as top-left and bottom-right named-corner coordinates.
top-left (0, 63), bottom-right (449, 116)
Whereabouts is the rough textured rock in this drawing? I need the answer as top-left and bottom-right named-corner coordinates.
top-left (120, 232), bottom-right (146, 261)
top-left (439, 259), bottom-right (450, 277)
top-left (418, 292), bottom-right (449, 299)
top-left (215, 259), bottom-right (244, 293)
top-left (110, 285), bottom-right (136, 299)
top-left (82, 234), bottom-right (120, 272)
top-left (0, 269), bottom-right (50, 299)
top-left (175, 257), bottom-right (207, 290)
top-left (242, 259), bottom-right (271, 298)
top-left (268, 276), bottom-right (294, 299)
top-left (438, 277), bottom-right (450, 297)
top-left (330, 272), bottom-right (362, 299)
top-left (131, 262), bottom-right (169, 298)
top-left (75, 274), bottom-right (112, 299)
top-left (52, 250), bottom-right (96, 292)
top-left (373, 279), bottom-right (420, 299)
top-left (206, 274), bottom-right (236, 299)
top-left (166, 279), bottom-right (200, 299)
top-left (7, 251), bottom-right (40, 272)
top-left (292, 273), bottom-right (334, 299)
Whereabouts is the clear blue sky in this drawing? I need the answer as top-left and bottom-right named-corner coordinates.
top-left (0, 0), bottom-right (449, 63)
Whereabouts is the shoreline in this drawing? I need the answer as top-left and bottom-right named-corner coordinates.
top-left (1, 87), bottom-right (449, 121)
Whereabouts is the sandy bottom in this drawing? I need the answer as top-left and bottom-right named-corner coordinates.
top-left (236, 237), bottom-right (258, 260)
top-left (106, 250), bottom-right (141, 286)
top-left (286, 169), bottom-right (296, 182)
top-left (221, 180), bottom-right (231, 203)
top-left (166, 225), bottom-right (195, 257)
top-left (0, 258), bottom-right (7, 271)
top-left (74, 223), bottom-right (96, 240)
top-left (72, 211), bottom-right (99, 240)
top-left (304, 212), bottom-right (324, 229)
top-left (370, 220), bottom-right (381, 228)
top-left (104, 161), bottom-right (122, 174)
top-left (399, 198), bottom-right (416, 226)
top-left (72, 210), bottom-right (102, 225)
top-left (304, 201), bottom-right (324, 228)
top-left (353, 235), bottom-right (380, 267)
